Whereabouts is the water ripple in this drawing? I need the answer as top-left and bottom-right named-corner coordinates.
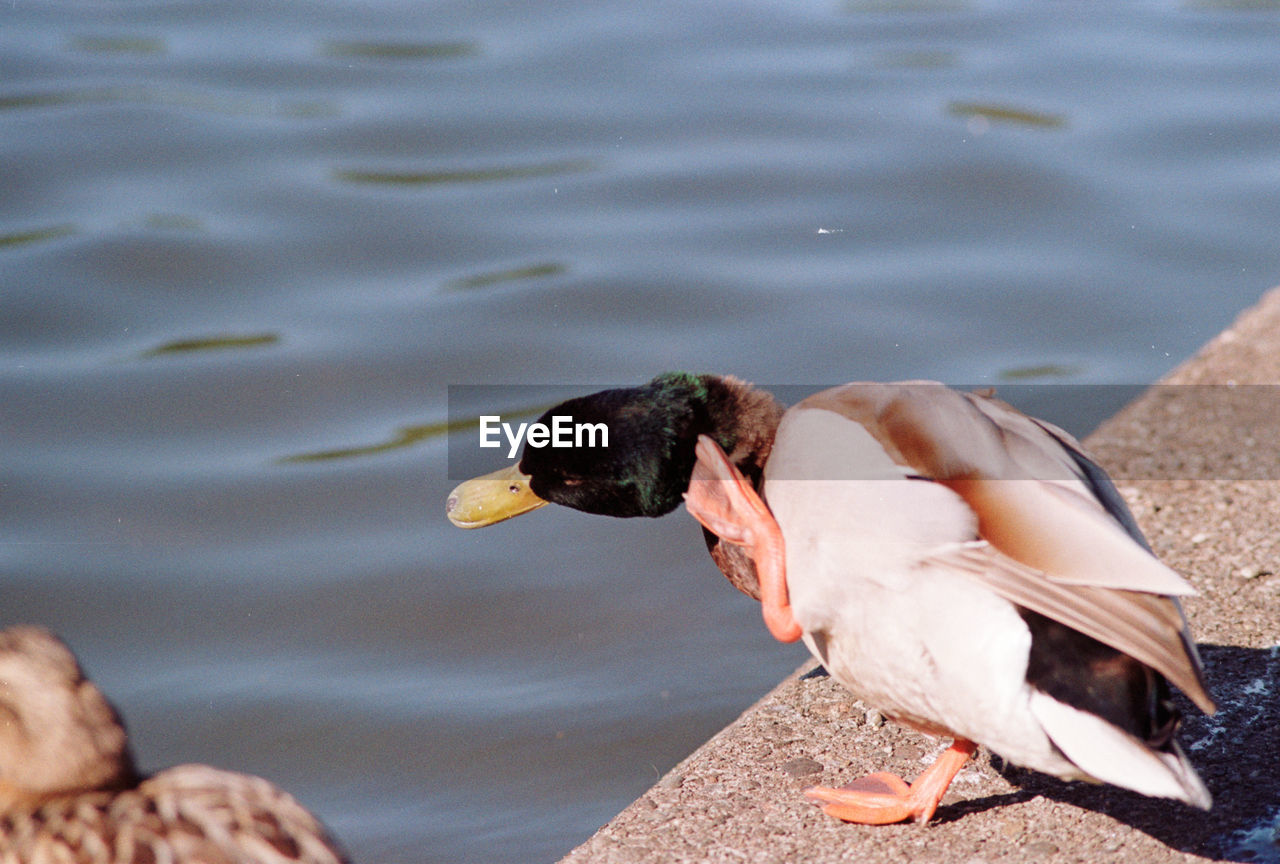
top-left (0, 85), bottom-right (334, 119)
top-left (948, 101), bottom-right (1068, 129)
top-left (321, 39), bottom-right (478, 61)
top-left (0, 224), bottom-right (75, 249)
top-left (141, 333), bottom-right (280, 358)
top-left (69, 34), bottom-right (166, 55)
top-left (280, 405), bottom-right (549, 464)
top-left (333, 160), bottom-right (592, 187)
top-left (444, 262), bottom-right (565, 291)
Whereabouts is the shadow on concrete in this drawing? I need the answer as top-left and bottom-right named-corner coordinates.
top-left (988, 643), bottom-right (1280, 861)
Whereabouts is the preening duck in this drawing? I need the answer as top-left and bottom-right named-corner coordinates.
top-left (447, 372), bottom-right (1214, 824)
top-left (0, 626), bottom-right (348, 864)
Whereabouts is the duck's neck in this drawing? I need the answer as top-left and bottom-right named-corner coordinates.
top-left (690, 373), bottom-right (785, 489)
top-left (0, 755), bottom-right (139, 816)
top-left (675, 374), bottom-right (781, 602)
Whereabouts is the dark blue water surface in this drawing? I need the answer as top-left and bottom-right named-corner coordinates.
top-left (3, 1), bottom-right (1279, 861)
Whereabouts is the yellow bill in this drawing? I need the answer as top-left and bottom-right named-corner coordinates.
top-left (446, 464), bottom-right (547, 528)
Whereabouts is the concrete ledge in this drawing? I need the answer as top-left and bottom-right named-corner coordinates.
top-left (560, 287), bottom-right (1280, 864)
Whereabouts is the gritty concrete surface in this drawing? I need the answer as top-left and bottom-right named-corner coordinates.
top-left (559, 287), bottom-right (1280, 864)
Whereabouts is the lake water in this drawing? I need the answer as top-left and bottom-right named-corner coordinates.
top-left (3, 1), bottom-right (1279, 861)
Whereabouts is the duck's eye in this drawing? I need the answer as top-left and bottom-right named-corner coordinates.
top-left (561, 476), bottom-right (584, 487)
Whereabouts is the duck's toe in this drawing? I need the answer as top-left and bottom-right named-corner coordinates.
top-left (805, 774), bottom-right (918, 825)
top-left (804, 738), bottom-right (977, 825)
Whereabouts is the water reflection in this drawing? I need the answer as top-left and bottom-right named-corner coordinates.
top-left (0, 224), bottom-right (75, 249)
top-left (333, 161), bottom-right (592, 187)
top-left (0, 86), bottom-right (333, 118)
top-left (998, 364), bottom-right (1084, 381)
top-left (282, 420), bottom-right (460, 464)
top-left (947, 101), bottom-right (1068, 129)
top-left (141, 334), bottom-right (280, 358)
top-left (69, 35), bottom-right (166, 55)
top-left (444, 262), bottom-right (565, 292)
top-left (321, 39), bottom-right (478, 61)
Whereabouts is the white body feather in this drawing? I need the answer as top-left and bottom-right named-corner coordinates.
top-left (764, 405), bottom-right (1209, 806)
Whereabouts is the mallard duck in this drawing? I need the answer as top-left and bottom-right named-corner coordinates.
top-left (446, 373), bottom-right (1214, 824)
top-left (0, 626), bottom-right (348, 863)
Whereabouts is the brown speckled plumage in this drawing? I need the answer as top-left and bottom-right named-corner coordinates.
top-left (0, 626), bottom-right (348, 864)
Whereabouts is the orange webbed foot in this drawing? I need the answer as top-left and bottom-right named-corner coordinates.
top-left (804, 739), bottom-right (977, 825)
top-left (683, 435), bottom-right (801, 643)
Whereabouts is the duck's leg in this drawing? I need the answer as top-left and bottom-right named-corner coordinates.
top-left (683, 435), bottom-right (802, 643)
top-left (805, 739), bottom-right (977, 825)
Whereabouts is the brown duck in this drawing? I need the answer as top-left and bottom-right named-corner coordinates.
top-left (0, 626), bottom-right (348, 863)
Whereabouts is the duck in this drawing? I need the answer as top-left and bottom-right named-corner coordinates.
top-left (446, 372), bottom-right (1214, 825)
top-left (0, 625), bottom-right (348, 863)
